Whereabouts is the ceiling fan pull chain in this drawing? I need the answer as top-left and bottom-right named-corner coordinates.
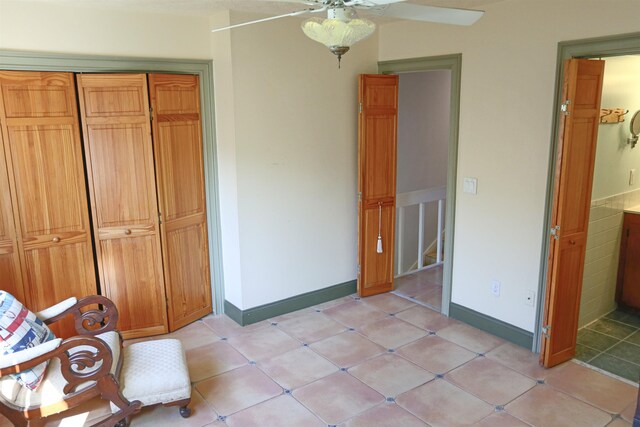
top-left (377, 202), bottom-right (383, 254)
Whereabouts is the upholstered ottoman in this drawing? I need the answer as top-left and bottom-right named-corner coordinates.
top-left (111, 339), bottom-right (191, 420)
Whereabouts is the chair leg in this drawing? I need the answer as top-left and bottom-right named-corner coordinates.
top-left (179, 405), bottom-right (191, 418)
top-left (89, 375), bottom-right (141, 427)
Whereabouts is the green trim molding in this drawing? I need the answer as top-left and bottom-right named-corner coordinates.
top-left (224, 280), bottom-right (357, 326)
top-left (450, 303), bottom-right (533, 349)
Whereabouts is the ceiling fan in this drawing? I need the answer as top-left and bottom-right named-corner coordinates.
top-left (212, 0), bottom-right (484, 66)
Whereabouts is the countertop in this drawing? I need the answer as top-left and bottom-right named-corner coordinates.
top-left (624, 205), bottom-right (640, 214)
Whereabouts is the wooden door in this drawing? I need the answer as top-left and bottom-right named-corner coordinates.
top-left (0, 71), bottom-right (97, 337)
top-left (0, 129), bottom-right (24, 301)
top-left (357, 74), bottom-right (399, 297)
top-left (541, 59), bottom-right (605, 367)
top-left (77, 74), bottom-right (168, 338)
top-left (148, 74), bottom-right (212, 331)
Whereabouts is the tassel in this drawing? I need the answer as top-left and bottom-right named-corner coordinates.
top-left (377, 235), bottom-right (383, 253)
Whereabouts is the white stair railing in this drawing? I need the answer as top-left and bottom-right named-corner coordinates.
top-left (396, 185), bottom-right (446, 276)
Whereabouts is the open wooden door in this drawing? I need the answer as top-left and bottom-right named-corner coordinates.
top-left (541, 59), bottom-right (605, 367)
top-left (357, 74), bottom-right (399, 297)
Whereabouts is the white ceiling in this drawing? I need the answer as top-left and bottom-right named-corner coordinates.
top-left (30, 0), bottom-right (505, 18)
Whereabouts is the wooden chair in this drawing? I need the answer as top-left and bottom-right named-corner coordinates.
top-left (0, 295), bottom-right (141, 426)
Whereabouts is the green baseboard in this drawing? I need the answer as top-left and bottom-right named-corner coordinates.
top-left (224, 280), bottom-right (357, 326)
top-left (449, 303), bottom-right (533, 349)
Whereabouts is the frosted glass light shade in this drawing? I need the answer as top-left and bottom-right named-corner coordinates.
top-left (301, 17), bottom-right (375, 48)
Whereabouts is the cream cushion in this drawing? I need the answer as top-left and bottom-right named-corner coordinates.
top-left (0, 331), bottom-right (120, 409)
top-left (111, 339), bottom-right (190, 412)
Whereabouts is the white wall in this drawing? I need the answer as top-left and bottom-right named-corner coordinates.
top-left (218, 12), bottom-right (378, 309)
top-left (395, 71), bottom-right (450, 273)
top-left (0, 0), bottom-right (212, 58)
top-left (379, 0), bottom-right (640, 331)
top-left (592, 56), bottom-right (640, 200)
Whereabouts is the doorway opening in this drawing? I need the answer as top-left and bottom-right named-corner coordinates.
top-left (378, 54), bottom-right (461, 315)
top-left (537, 32), bottom-right (640, 377)
top-left (392, 70), bottom-right (451, 313)
top-left (573, 55), bottom-right (640, 382)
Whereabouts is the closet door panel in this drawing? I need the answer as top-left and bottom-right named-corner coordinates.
top-left (7, 125), bottom-right (87, 238)
top-left (149, 74), bottom-right (212, 330)
top-left (77, 74), bottom-right (167, 338)
top-left (85, 124), bottom-right (155, 227)
top-left (0, 133), bottom-right (23, 301)
top-left (98, 235), bottom-right (166, 335)
top-left (0, 71), bottom-right (97, 338)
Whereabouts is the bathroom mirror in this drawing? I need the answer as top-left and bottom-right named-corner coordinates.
top-left (629, 110), bottom-right (640, 148)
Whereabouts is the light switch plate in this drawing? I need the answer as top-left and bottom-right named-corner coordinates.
top-left (463, 177), bottom-right (478, 194)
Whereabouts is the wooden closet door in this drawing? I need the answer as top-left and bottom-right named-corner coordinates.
top-left (0, 71), bottom-right (97, 337)
top-left (0, 130), bottom-right (24, 302)
top-left (148, 74), bottom-right (212, 331)
top-left (77, 74), bottom-right (168, 338)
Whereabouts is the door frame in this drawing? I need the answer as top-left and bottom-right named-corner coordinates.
top-left (378, 54), bottom-right (461, 316)
top-left (535, 31), bottom-right (640, 353)
top-left (0, 50), bottom-right (225, 315)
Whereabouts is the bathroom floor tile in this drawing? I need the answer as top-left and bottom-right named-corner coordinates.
top-left (586, 318), bottom-right (637, 339)
top-left (413, 287), bottom-right (442, 310)
top-left (349, 353), bottom-right (435, 398)
top-left (575, 343), bottom-right (601, 362)
top-left (608, 341), bottom-right (640, 365)
top-left (293, 372), bottom-right (384, 425)
top-left (589, 353), bottom-right (640, 383)
top-left (124, 389), bottom-right (217, 427)
top-left (473, 412), bottom-right (530, 426)
top-left (202, 315), bottom-right (269, 338)
top-left (625, 330), bottom-right (640, 346)
top-left (577, 329), bottom-right (619, 352)
top-left (167, 320), bottom-right (221, 351)
top-left (396, 379), bottom-right (493, 426)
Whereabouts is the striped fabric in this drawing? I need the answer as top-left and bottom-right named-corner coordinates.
top-left (0, 291), bottom-right (56, 390)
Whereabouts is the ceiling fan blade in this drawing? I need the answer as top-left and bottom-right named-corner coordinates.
top-left (372, 3), bottom-right (483, 26)
top-left (212, 7), bottom-right (322, 32)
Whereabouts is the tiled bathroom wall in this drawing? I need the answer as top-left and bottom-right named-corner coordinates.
top-left (579, 189), bottom-right (640, 327)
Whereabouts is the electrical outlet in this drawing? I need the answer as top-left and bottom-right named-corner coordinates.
top-left (491, 280), bottom-right (501, 297)
top-left (525, 290), bottom-right (535, 307)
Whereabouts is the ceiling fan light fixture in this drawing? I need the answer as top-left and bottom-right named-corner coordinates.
top-left (301, 11), bottom-right (375, 67)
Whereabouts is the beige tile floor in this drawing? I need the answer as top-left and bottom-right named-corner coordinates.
top-left (8, 290), bottom-right (638, 427)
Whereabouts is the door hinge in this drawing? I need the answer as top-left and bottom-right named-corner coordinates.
top-left (358, 192), bottom-right (362, 202)
top-left (560, 100), bottom-right (571, 116)
top-left (541, 324), bottom-right (551, 339)
top-left (550, 225), bottom-right (560, 240)
top-left (158, 212), bottom-right (162, 225)
top-left (357, 264), bottom-right (361, 276)
top-left (149, 107), bottom-right (154, 121)
top-left (358, 102), bottom-right (363, 114)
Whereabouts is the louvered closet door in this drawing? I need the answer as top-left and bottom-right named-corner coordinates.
top-left (77, 74), bottom-right (168, 338)
top-left (0, 71), bottom-right (97, 338)
top-left (148, 74), bottom-right (212, 331)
